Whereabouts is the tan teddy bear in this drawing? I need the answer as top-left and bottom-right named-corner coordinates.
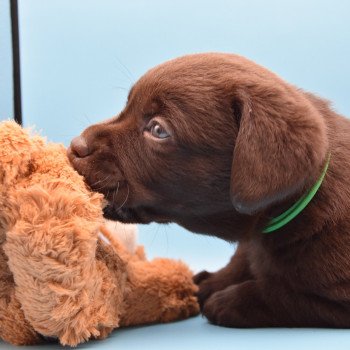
top-left (0, 121), bottom-right (199, 347)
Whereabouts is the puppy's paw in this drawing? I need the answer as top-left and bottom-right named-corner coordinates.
top-left (202, 288), bottom-right (237, 326)
top-left (193, 270), bottom-right (212, 284)
top-left (202, 281), bottom-right (270, 327)
top-left (193, 271), bottom-right (217, 309)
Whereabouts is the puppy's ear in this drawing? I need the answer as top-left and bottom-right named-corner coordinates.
top-left (230, 88), bottom-right (328, 215)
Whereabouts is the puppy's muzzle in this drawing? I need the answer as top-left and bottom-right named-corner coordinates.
top-left (69, 136), bottom-right (90, 158)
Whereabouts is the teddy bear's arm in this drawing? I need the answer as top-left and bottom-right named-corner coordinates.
top-left (120, 254), bottom-right (200, 327)
top-left (3, 183), bottom-right (122, 346)
top-left (0, 246), bottom-right (43, 345)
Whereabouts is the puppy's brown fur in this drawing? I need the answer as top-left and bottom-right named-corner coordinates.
top-left (68, 53), bottom-right (350, 327)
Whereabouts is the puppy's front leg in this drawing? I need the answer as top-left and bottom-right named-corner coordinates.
top-left (202, 280), bottom-right (272, 327)
top-left (194, 243), bottom-right (253, 308)
top-left (202, 279), bottom-right (350, 327)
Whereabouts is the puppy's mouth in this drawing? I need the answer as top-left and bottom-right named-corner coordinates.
top-left (92, 178), bottom-right (170, 225)
top-left (98, 181), bottom-right (147, 224)
top-left (100, 181), bottom-right (127, 202)
top-left (103, 205), bottom-right (146, 223)
top-left (103, 194), bottom-right (171, 225)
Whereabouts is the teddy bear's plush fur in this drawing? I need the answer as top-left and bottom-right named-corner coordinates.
top-left (0, 121), bottom-right (199, 347)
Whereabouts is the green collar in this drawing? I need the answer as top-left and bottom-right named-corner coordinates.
top-left (262, 154), bottom-right (331, 233)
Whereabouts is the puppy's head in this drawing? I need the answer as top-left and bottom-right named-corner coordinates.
top-left (68, 53), bottom-right (328, 235)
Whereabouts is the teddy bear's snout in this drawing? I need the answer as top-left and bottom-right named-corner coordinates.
top-left (69, 136), bottom-right (90, 158)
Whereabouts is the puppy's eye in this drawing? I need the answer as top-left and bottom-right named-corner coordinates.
top-left (146, 120), bottom-right (170, 139)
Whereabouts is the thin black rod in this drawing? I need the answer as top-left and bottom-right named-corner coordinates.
top-left (10, 0), bottom-right (22, 125)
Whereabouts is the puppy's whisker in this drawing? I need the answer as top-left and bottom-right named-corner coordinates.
top-left (112, 85), bottom-right (129, 91)
top-left (91, 175), bottom-right (112, 191)
top-left (187, 209), bottom-right (213, 227)
top-left (71, 115), bottom-right (89, 127)
top-left (150, 223), bottom-right (161, 247)
top-left (93, 169), bottom-right (102, 177)
top-left (88, 170), bottom-right (102, 186)
top-left (112, 182), bottom-right (120, 204)
top-left (91, 183), bottom-right (110, 192)
top-left (164, 225), bottom-right (169, 255)
top-left (92, 175), bottom-right (110, 188)
top-left (83, 114), bottom-right (92, 124)
top-left (114, 56), bottom-right (135, 83)
top-left (112, 188), bottom-right (116, 204)
top-left (115, 183), bottom-right (130, 211)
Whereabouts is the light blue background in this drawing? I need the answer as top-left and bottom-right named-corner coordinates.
top-left (0, 0), bottom-right (14, 120)
top-left (1, 0), bottom-right (350, 349)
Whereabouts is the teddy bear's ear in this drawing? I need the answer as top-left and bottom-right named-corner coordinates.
top-left (0, 121), bottom-right (36, 185)
top-left (0, 121), bottom-right (32, 160)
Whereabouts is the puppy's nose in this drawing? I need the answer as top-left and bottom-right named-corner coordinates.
top-left (70, 136), bottom-right (90, 158)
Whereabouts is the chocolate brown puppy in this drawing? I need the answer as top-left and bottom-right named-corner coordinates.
top-left (68, 53), bottom-right (350, 328)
